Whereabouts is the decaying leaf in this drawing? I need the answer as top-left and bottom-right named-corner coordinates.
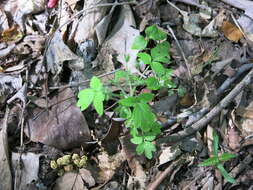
top-left (73, 0), bottom-right (109, 44)
top-left (168, 2), bottom-right (226, 37)
top-left (97, 5), bottom-right (140, 74)
top-left (221, 21), bottom-right (243, 42)
top-left (12, 152), bottom-right (41, 189)
top-left (54, 172), bottom-right (89, 190)
top-left (97, 151), bottom-right (126, 183)
top-left (14, 0), bottom-right (46, 30)
top-left (0, 25), bottom-right (23, 42)
top-left (0, 74), bottom-right (22, 96)
top-left (236, 102), bottom-right (253, 137)
top-left (119, 135), bottom-right (146, 190)
top-left (25, 88), bottom-right (91, 150)
top-left (159, 145), bottom-right (182, 165)
top-left (46, 31), bottom-right (80, 77)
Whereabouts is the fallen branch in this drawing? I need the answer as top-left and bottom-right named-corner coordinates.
top-left (157, 68), bottom-right (253, 145)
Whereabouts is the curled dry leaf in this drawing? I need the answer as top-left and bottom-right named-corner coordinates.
top-left (97, 5), bottom-right (140, 74)
top-left (73, 0), bottom-right (109, 44)
top-left (221, 21), bottom-right (243, 42)
top-left (25, 88), bottom-right (91, 150)
top-left (46, 31), bottom-right (80, 76)
top-left (0, 9), bottom-right (9, 31)
top-left (226, 119), bottom-right (241, 151)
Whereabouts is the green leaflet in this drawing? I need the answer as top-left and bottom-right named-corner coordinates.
top-left (132, 35), bottom-right (148, 50)
top-left (217, 164), bottom-right (236, 183)
top-left (145, 25), bottom-right (167, 41)
top-left (151, 41), bottom-right (170, 63)
top-left (136, 141), bottom-right (156, 159)
top-left (77, 89), bottom-right (94, 111)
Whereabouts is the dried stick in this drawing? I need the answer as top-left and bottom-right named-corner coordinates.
top-left (147, 155), bottom-right (188, 190)
top-left (157, 68), bottom-right (253, 145)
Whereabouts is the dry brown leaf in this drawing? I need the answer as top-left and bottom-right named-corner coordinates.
top-left (97, 151), bottom-right (125, 183)
top-left (180, 93), bottom-right (194, 107)
top-left (54, 172), bottom-right (89, 190)
top-left (221, 21), bottom-right (243, 42)
top-left (25, 88), bottom-right (91, 150)
top-left (0, 25), bottom-right (23, 42)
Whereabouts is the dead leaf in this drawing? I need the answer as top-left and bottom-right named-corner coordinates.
top-left (14, 0), bottom-right (46, 30)
top-left (46, 31), bottom-right (80, 76)
top-left (79, 169), bottom-right (96, 187)
top-left (221, 21), bottom-right (243, 42)
top-left (12, 152), bottom-right (41, 189)
top-left (0, 108), bottom-right (12, 190)
top-left (159, 145), bottom-right (182, 165)
top-left (99, 5), bottom-right (140, 74)
top-left (236, 102), bottom-right (253, 137)
top-left (97, 151), bottom-right (125, 183)
top-left (0, 9), bottom-right (9, 31)
top-left (119, 135), bottom-right (146, 190)
top-left (25, 88), bottom-right (91, 150)
top-left (95, 4), bottom-right (116, 45)
top-left (180, 93), bottom-right (194, 107)
top-left (54, 172), bottom-right (89, 190)
top-left (73, 0), bottom-right (109, 44)
top-left (0, 25), bottom-right (23, 42)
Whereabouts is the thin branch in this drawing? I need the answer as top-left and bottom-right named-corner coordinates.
top-left (157, 68), bottom-right (253, 145)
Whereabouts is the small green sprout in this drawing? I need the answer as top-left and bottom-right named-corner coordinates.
top-left (199, 130), bottom-right (237, 183)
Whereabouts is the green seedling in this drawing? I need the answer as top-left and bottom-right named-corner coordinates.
top-left (198, 130), bottom-right (237, 183)
top-left (77, 25), bottom-right (177, 159)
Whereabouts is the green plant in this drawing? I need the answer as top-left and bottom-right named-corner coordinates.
top-left (77, 25), bottom-right (177, 159)
top-left (198, 130), bottom-right (236, 183)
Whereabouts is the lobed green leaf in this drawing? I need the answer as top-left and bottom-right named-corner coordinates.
top-left (132, 35), bottom-right (148, 50)
top-left (151, 41), bottom-right (170, 63)
top-left (77, 89), bottom-right (94, 111)
top-left (137, 93), bottom-right (154, 103)
top-left (145, 25), bottom-right (167, 41)
top-left (137, 53), bottom-right (152, 65)
top-left (93, 91), bottom-right (105, 116)
top-left (119, 97), bottom-right (138, 107)
top-left (146, 77), bottom-right (160, 90)
top-left (90, 76), bottom-right (103, 90)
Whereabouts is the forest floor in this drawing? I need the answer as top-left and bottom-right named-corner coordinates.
top-left (1, 0), bottom-right (253, 189)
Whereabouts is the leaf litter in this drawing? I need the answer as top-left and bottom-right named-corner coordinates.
top-left (1, 0), bottom-right (253, 189)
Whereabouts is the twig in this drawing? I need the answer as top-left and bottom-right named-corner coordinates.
top-left (157, 68), bottom-right (253, 145)
top-left (147, 155), bottom-right (188, 190)
top-left (49, 68), bottom-right (121, 90)
top-left (166, 25), bottom-right (192, 79)
top-left (216, 63), bottom-right (253, 96)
